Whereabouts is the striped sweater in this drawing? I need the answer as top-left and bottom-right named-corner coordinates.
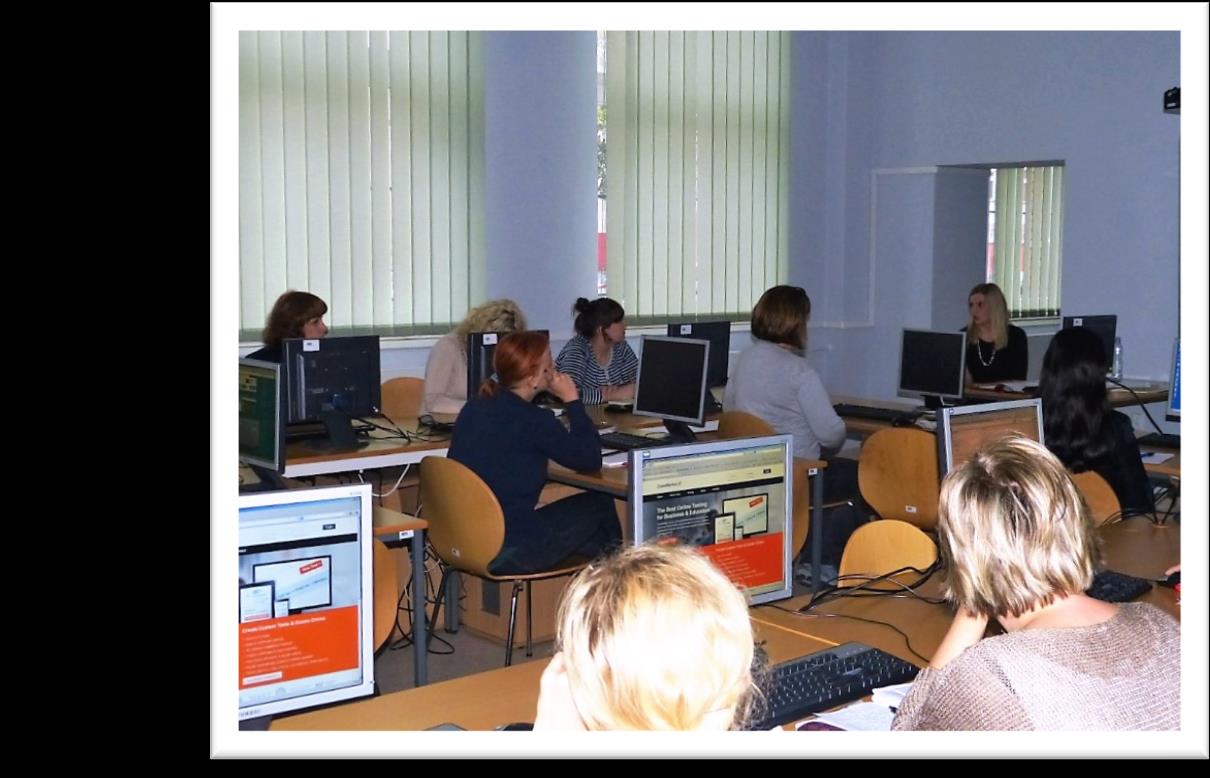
top-left (555, 334), bottom-right (638, 405)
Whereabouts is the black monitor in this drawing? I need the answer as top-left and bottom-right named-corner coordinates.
top-left (1062, 315), bottom-right (1117, 372)
top-left (633, 335), bottom-right (710, 443)
top-left (467, 330), bottom-right (549, 400)
top-left (281, 335), bottom-right (381, 450)
top-left (898, 329), bottom-right (967, 408)
top-left (666, 320), bottom-right (731, 389)
top-left (1167, 338), bottom-right (1180, 421)
top-left (239, 358), bottom-right (286, 475)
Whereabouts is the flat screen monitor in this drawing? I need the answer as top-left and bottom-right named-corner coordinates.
top-left (238, 483), bottom-right (375, 723)
top-left (281, 335), bottom-right (381, 449)
top-left (628, 435), bottom-right (794, 605)
top-left (239, 358), bottom-right (285, 473)
top-left (633, 335), bottom-right (710, 442)
top-left (467, 330), bottom-right (550, 400)
top-left (1167, 338), bottom-right (1180, 421)
top-left (666, 320), bottom-right (731, 389)
top-left (898, 329), bottom-right (967, 406)
top-left (1062, 315), bottom-right (1117, 372)
top-left (936, 398), bottom-right (1044, 475)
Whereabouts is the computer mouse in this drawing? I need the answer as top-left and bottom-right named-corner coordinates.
top-left (1158, 570), bottom-right (1181, 588)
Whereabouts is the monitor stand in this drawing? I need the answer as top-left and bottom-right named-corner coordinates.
top-left (240, 464), bottom-right (287, 492)
top-left (663, 420), bottom-right (698, 443)
top-left (305, 410), bottom-right (371, 452)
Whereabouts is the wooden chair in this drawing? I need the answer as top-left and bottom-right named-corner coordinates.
top-left (381, 377), bottom-right (425, 421)
top-left (857, 427), bottom-right (940, 531)
top-left (372, 539), bottom-right (399, 652)
top-left (838, 519), bottom-right (938, 590)
top-left (717, 410), bottom-right (776, 439)
top-left (419, 456), bottom-right (589, 666)
top-left (1071, 470), bottom-right (1122, 526)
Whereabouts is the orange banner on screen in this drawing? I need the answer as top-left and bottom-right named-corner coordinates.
top-left (699, 533), bottom-right (783, 589)
top-left (238, 605), bottom-right (360, 689)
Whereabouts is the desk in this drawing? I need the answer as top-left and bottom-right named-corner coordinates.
top-left (964, 382), bottom-right (1169, 407)
top-left (284, 420), bottom-right (450, 478)
top-left (372, 507), bottom-right (430, 687)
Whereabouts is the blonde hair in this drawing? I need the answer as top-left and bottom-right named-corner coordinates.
top-left (938, 435), bottom-right (1099, 619)
top-left (453, 299), bottom-right (528, 344)
top-left (966, 282), bottom-right (1010, 350)
top-left (555, 544), bottom-right (757, 730)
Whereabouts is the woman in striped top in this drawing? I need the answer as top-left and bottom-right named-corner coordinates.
top-left (555, 297), bottom-right (639, 405)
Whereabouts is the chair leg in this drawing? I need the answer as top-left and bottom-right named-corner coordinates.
top-left (525, 581), bottom-right (533, 658)
top-left (505, 581), bottom-right (522, 667)
top-left (427, 567), bottom-right (450, 650)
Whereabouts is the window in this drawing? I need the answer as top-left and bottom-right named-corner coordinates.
top-left (603, 32), bottom-right (790, 323)
top-left (239, 32), bottom-right (485, 340)
top-left (986, 164), bottom-right (1065, 319)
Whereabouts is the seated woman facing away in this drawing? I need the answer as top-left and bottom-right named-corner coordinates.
top-left (1039, 326), bottom-right (1155, 516)
top-left (962, 282), bottom-right (1028, 385)
top-left (555, 297), bottom-right (638, 405)
top-left (892, 436), bottom-right (1179, 731)
top-left (448, 331), bottom-right (621, 575)
top-left (533, 543), bottom-right (759, 730)
top-left (422, 298), bottom-right (528, 416)
top-left (245, 290), bottom-right (329, 363)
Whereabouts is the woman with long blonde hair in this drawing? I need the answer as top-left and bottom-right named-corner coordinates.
top-left (422, 298), bottom-right (528, 415)
top-left (963, 282), bottom-right (1028, 384)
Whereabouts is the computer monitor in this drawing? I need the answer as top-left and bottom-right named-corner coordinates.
top-left (1167, 338), bottom-right (1180, 421)
top-left (628, 434), bottom-right (794, 606)
top-left (936, 398), bottom-right (1044, 475)
top-left (466, 330), bottom-right (550, 400)
top-left (239, 358), bottom-right (285, 474)
top-left (1062, 315), bottom-right (1117, 372)
top-left (633, 335), bottom-right (711, 442)
top-left (238, 483), bottom-right (375, 724)
top-left (898, 329), bottom-right (967, 408)
top-left (281, 335), bottom-right (381, 449)
top-left (666, 320), bottom-right (731, 389)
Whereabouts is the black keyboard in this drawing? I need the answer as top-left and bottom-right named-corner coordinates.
top-left (1086, 570), bottom-right (1153, 603)
top-left (832, 403), bottom-right (923, 424)
top-left (285, 420), bottom-right (375, 442)
top-left (752, 642), bottom-right (919, 729)
top-left (1137, 432), bottom-right (1180, 450)
top-left (599, 431), bottom-right (677, 451)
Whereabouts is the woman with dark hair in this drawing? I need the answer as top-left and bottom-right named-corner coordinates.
top-left (1039, 326), bottom-right (1154, 515)
top-left (449, 331), bottom-right (622, 574)
top-left (246, 291), bottom-right (329, 362)
top-left (555, 297), bottom-right (639, 405)
top-left (963, 282), bottom-right (1028, 384)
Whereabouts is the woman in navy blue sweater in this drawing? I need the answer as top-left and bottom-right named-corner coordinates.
top-left (449, 331), bottom-right (622, 574)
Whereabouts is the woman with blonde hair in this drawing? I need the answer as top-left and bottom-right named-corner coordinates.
top-left (892, 435), bottom-right (1179, 731)
top-left (422, 298), bottom-right (528, 415)
top-left (963, 282), bottom-right (1028, 384)
top-left (533, 543), bottom-right (759, 730)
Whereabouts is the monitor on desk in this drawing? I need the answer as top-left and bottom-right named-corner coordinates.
top-left (1167, 338), bottom-right (1180, 421)
top-left (281, 335), bottom-right (381, 449)
top-left (467, 330), bottom-right (549, 400)
top-left (239, 358), bottom-right (285, 473)
top-left (1062, 315), bottom-right (1117, 373)
top-left (898, 329), bottom-right (967, 408)
top-left (936, 398), bottom-right (1044, 475)
top-left (666, 320), bottom-right (731, 389)
top-left (628, 435), bottom-right (794, 605)
top-left (633, 335), bottom-right (711, 443)
top-left (238, 483), bottom-right (375, 723)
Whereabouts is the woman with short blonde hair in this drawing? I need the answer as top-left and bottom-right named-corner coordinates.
top-left (963, 282), bottom-right (1028, 384)
top-left (892, 435), bottom-right (1180, 731)
top-left (423, 298), bottom-right (528, 415)
top-left (534, 544), bottom-right (758, 730)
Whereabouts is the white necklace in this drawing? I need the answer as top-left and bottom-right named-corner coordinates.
top-left (976, 339), bottom-right (996, 367)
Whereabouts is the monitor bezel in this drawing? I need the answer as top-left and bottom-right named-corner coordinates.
top-left (936, 397), bottom-right (1044, 475)
top-left (280, 335), bottom-right (382, 424)
top-left (897, 329), bottom-right (968, 403)
top-left (1061, 314), bottom-right (1118, 372)
top-left (665, 320), bottom-right (732, 388)
top-left (627, 434), bottom-right (795, 606)
top-left (1166, 337), bottom-right (1180, 421)
top-left (632, 335), bottom-right (711, 426)
top-left (239, 358), bottom-right (287, 473)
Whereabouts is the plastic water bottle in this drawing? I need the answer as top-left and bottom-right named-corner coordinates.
top-left (1111, 337), bottom-right (1123, 379)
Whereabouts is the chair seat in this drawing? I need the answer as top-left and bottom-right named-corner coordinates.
top-left (478, 555), bottom-right (592, 583)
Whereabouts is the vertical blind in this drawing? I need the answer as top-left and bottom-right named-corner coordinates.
top-left (990, 165), bottom-right (1064, 318)
top-left (605, 32), bottom-right (790, 322)
top-left (239, 31), bottom-right (485, 338)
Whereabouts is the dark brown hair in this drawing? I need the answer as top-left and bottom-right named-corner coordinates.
top-left (572, 297), bottom-right (625, 339)
top-left (262, 291), bottom-right (328, 347)
top-left (750, 286), bottom-right (810, 350)
top-left (478, 331), bottom-right (551, 398)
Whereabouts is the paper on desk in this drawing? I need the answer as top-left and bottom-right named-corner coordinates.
top-left (1140, 451), bottom-right (1175, 464)
top-left (602, 452), bottom-right (629, 468)
top-left (871, 681), bottom-right (913, 709)
top-left (809, 702), bottom-right (896, 731)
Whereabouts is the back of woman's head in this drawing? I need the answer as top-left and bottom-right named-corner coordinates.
top-left (938, 435), bottom-right (1098, 619)
top-left (455, 299), bottom-right (528, 341)
top-left (478, 330), bottom-right (549, 398)
top-left (572, 297), bottom-right (625, 339)
top-left (750, 285), bottom-right (810, 350)
top-left (555, 543), bottom-right (756, 730)
top-left (262, 291), bottom-right (328, 346)
top-left (1039, 326), bottom-right (1112, 470)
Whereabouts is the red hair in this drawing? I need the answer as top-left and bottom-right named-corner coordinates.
top-left (478, 331), bottom-right (550, 397)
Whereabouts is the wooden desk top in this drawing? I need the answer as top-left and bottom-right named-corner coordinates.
top-left (964, 382), bottom-right (1168, 407)
top-left (284, 419), bottom-right (451, 477)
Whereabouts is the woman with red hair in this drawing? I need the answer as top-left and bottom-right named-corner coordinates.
top-left (448, 331), bottom-right (622, 574)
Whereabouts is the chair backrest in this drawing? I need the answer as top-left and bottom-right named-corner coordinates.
top-left (372, 539), bottom-right (397, 651)
top-left (419, 456), bottom-right (506, 578)
top-left (1071, 470), bottom-right (1121, 526)
top-left (717, 410), bottom-right (777, 439)
top-left (858, 427), bottom-right (940, 530)
top-left (381, 377), bottom-right (425, 421)
top-left (838, 519), bottom-right (938, 589)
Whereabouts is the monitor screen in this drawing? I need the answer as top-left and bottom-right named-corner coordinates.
top-left (1167, 338), bottom-right (1180, 420)
top-left (467, 330), bottom-right (550, 399)
top-left (239, 358), bottom-right (285, 473)
top-left (898, 329), bottom-right (967, 402)
top-left (666, 320), bottom-right (731, 388)
top-left (1062, 315), bottom-right (1117, 372)
top-left (936, 398), bottom-right (1044, 474)
top-left (281, 336), bottom-right (381, 448)
top-left (238, 483), bottom-right (375, 722)
top-left (633, 336), bottom-right (710, 432)
top-left (628, 435), bottom-right (794, 605)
